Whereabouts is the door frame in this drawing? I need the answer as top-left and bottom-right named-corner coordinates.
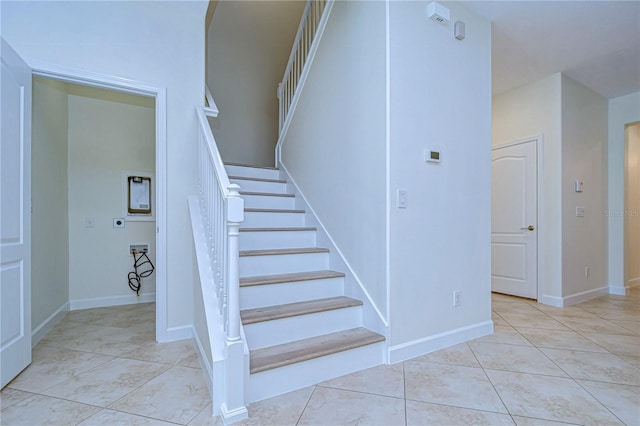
top-left (492, 134), bottom-right (544, 302)
top-left (28, 60), bottom-right (169, 341)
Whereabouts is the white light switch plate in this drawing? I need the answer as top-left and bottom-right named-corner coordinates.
top-left (576, 207), bottom-right (585, 217)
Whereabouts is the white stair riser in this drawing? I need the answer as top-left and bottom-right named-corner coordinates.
top-left (243, 211), bottom-right (305, 228)
top-left (230, 179), bottom-right (288, 194)
top-left (239, 230), bottom-right (316, 251)
top-left (239, 252), bottom-right (329, 277)
top-left (245, 306), bottom-right (362, 350)
top-left (225, 165), bottom-right (280, 180)
top-left (248, 342), bottom-right (385, 403)
top-left (242, 194), bottom-right (295, 210)
top-left (240, 277), bottom-right (344, 310)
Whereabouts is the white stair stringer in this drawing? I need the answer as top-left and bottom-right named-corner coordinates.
top-left (224, 163), bottom-right (386, 405)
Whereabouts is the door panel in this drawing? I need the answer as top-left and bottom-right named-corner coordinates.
top-left (1, 38), bottom-right (32, 388)
top-left (491, 140), bottom-right (537, 299)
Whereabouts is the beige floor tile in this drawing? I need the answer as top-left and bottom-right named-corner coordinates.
top-left (7, 345), bottom-right (113, 393)
top-left (532, 305), bottom-right (598, 319)
top-left (469, 342), bottom-right (567, 377)
top-left (0, 388), bottom-right (34, 410)
top-left (582, 332), bottom-right (640, 357)
top-left (42, 358), bottom-right (169, 407)
top-left (190, 386), bottom-right (315, 426)
top-left (472, 325), bottom-right (532, 346)
top-left (410, 342), bottom-right (480, 367)
top-left (406, 400), bottom-right (514, 425)
top-left (297, 386), bottom-right (405, 426)
top-left (110, 365), bottom-right (210, 424)
top-left (555, 316), bottom-right (636, 335)
top-left (540, 348), bottom-right (640, 385)
top-left (492, 300), bottom-right (543, 315)
top-left (404, 360), bottom-right (507, 413)
top-left (492, 312), bottom-right (510, 326)
top-left (619, 355), bottom-right (640, 368)
top-left (188, 404), bottom-right (224, 426)
top-left (499, 312), bottom-right (570, 331)
top-left (610, 320), bottom-right (640, 335)
top-left (60, 325), bottom-right (151, 356)
top-left (180, 353), bottom-right (203, 369)
top-left (319, 363), bottom-right (405, 398)
top-left (512, 415), bottom-right (582, 425)
top-left (123, 339), bottom-right (196, 365)
top-left (515, 328), bottom-right (608, 353)
top-left (79, 408), bottom-right (176, 425)
top-left (578, 380), bottom-right (640, 426)
top-left (485, 369), bottom-right (623, 425)
top-left (0, 394), bottom-right (99, 425)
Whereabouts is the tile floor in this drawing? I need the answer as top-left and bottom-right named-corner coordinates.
top-left (1, 289), bottom-right (638, 425)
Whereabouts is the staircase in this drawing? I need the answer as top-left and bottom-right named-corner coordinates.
top-left (225, 162), bottom-right (386, 402)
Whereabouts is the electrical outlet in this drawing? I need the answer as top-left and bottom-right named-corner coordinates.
top-left (397, 189), bottom-right (408, 208)
top-left (130, 244), bottom-right (149, 255)
top-left (585, 267), bottom-right (590, 278)
top-left (453, 290), bottom-right (461, 307)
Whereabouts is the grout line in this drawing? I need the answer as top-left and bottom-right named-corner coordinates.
top-left (295, 385), bottom-right (317, 426)
top-left (467, 342), bottom-right (512, 417)
top-left (314, 384), bottom-right (405, 401)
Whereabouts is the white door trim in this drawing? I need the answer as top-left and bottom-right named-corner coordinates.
top-left (492, 134), bottom-right (544, 302)
top-left (27, 60), bottom-right (169, 342)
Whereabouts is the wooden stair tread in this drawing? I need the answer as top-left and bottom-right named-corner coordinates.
top-left (240, 270), bottom-right (345, 287)
top-left (229, 175), bottom-right (287, 184)
top-left (250, 328), bottom-right (385, 374)
top-left (240, 247), bottom-right (328, 257)
top-left (241, 296), bottom-right (361, 324)
top-left (225, 162), bottom-right (278, 170)
top-left (240, 191), bottom-right (295, 198)
top-left (244, 208), bottom-right (305, 214)
top-left (240, 227), bottom-right (316, 232)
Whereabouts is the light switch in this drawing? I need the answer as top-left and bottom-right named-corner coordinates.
top-left (397, 189), bottom-right (408, 208)
top-left (576, 207), bottom-right (585, 217)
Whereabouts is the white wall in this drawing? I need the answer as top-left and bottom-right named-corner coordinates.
top-left (626, 124), bottom-right (640, 286)
top-left (281, 1), bottom-right (388, 316)
top-left (492, 73), bottom-right (563, 300)
top-left (608, 92), bottom-right (640, 293)
top-left (560, 75), bottom-right (608, 297)
top-left (389, 1), bottom-right (492, 348)
top-left (31, 77), bottom-right (69, 330)
top-left (207, 1), bottom-right (304, 166)
top-left (67, 85), bottom-right (156, 304)
top-left (2, 0), bottom-right (208, 333)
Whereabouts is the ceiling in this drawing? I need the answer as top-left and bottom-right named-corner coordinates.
top-left (460, 1), bottom-right (640, 99)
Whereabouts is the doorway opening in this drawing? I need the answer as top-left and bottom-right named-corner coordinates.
top-left (624, 122), bottom-right (640, 290)
top-left (30, 66), bottom-right (167, 343)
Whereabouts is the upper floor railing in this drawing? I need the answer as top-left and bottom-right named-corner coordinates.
top-left (277, 0), bottom-right (333, 147)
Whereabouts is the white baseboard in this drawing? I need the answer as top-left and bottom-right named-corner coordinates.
top-left (562, 286), bottom-right (609, 306)
top-left (388, 320), bottom-right (493, 364)
top-left (609, 277), bottom-right (640, 296)
top-left (69, 293), bottom-right (156, 311)
top-left (31, 302), bottom-right (70, 347)
top-left (540, 294), bottom-right (564, 307)
top-left (163, 325), bottom-right (193, 342)
top-left (609, 285), bottom-right (629, 296)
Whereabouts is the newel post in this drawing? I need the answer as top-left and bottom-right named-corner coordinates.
top-left (221, 183), bottom-right (247, 422)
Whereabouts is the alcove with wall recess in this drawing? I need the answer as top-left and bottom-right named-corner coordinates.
top-left (32, 77), bottom-right (156, 341)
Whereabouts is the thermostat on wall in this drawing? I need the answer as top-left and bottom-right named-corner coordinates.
top-left (425, 149), bottom-right (441, 163)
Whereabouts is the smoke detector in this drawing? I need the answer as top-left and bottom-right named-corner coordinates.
top-left (427, 2), bottom-right (450, 24)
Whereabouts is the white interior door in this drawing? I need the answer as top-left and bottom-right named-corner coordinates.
top-left (491, 140), bottom-right (537, 299)
top-left (1, 39), bottom-right (32, 388)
